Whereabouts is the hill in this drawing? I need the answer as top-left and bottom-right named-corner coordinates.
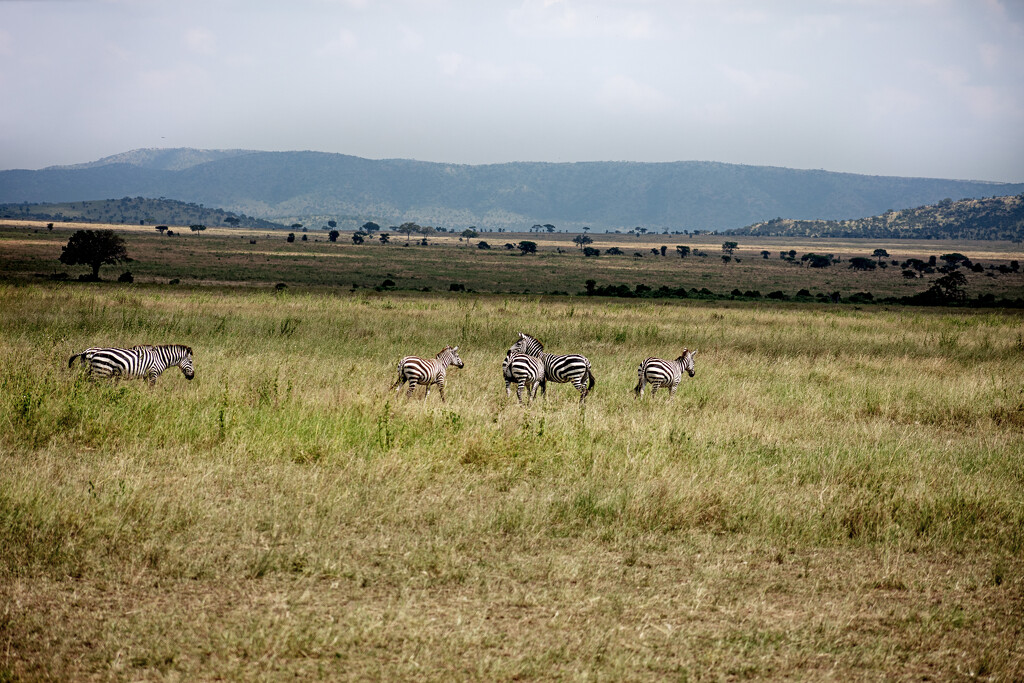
top-left (730, 194), bottom-right (1024, 241)
top-left (0, 197), bottom-right (285, 230)
top-left (2, 149), bottom-right (1023, 232)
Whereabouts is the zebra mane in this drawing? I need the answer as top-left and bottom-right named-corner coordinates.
top-left (517, 332), bottom-right (543, 351)
top-left (435, 345), bottom-right (456, 358)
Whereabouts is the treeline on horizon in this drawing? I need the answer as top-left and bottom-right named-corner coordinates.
top-left (4, 192), bottom-right (1024, 242)
top-left (733, 194), bottom-right (1024, 241)
top-left (0, 197), bottom-right (284, 231)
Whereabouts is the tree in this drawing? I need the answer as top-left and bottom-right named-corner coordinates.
top-left (461, 228), bottom-right (479, 243)
top-left (660, 246), bottom-right (667, 257)
top-left (583, 246), bottom-right (600, 257)
top-left (327, 220), bottom-right (337, 229)
top-left (930, 271), bottom-right (968, 302)
top-left (849, 257), bottom-right (876, 270)
top-left (573, 235), bottom-right (593, 250)
top-left (59, 229), bottom-right (127, 280)
top-left (352, 232), bottom-right (366, 245)
top-left (872, 248), bottom-right (889, 258)
top-left (721, 241), bottom-right (738, 255)
top-left (518, 241), bottom-right (537, 255)
top-left (544, 224), bottom-right (556, 233)
top-left (676, 246), bottom-right (690, 258)
top-left (328, 230), bottom-right (340, 242)
top-left (224, 216), bottom-right (240, 227)
top-left (287, 233), bottom-right (295, 243)
top-left (477, 241), bottom-right (491, 250)
top-left (189, 224), bottom-right (207, 235)
top-left (379, 233), bottom-right (390, 245)
top-left (398, 222), bottom-right (420, 245)
top-left (582, 226), bottom-right (590, 234)
top-left (761, 250), bottom-right (770, 259)
top-left (361, 221), bottom-right (380, 233)
top-left (291, 223), bottom-right (303, 229)
top-left (155, 225), bottom-right (167, 235)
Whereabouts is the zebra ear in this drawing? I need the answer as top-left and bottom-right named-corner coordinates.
top-left (691, 350), bottom-right (698, 357)
top-left (453, 346), bottom-right (459, 352)
top-left (518, 332), bottom-right (525, 339)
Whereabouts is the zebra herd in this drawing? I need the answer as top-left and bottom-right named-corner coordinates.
top-left (389, 332), bottom-right (696, 404)
top-left (66, 332), bottom-right (697, 402)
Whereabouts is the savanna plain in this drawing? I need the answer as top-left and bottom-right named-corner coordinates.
top-left (2, 221), bottom-right (1024, 680)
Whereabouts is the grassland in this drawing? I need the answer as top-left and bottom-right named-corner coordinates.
top-left (2, 279), bottom-right (1023, 680)
top-left (2, 219), bottom-right (1023, 302)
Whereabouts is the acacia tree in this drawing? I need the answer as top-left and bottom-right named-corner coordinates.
top-left (328, 230), bottom-right (340, 242)
top-left (461, 228), bottom-right (479, 244)
top-left (573, 235), bottom-right (593, 251)
top-left (518, 241), bottom-right (537, 255)
top-left (721, 241), bottom-right (738, 255)
top-left (59, 229), bottom-right (128, 280)
top-left (398, 222), bottom-right (420, 245)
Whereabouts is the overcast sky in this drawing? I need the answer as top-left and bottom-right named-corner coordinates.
top-left (1, 0), bottom-right (1022, 181)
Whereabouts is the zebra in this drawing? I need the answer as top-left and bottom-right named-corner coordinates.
top-left (389, 345), bottom-right (464, 402)
top-left (68, 344), bottom-right (195, 386)
top-left (634, 350), bottom-right (697, 398)
top-left (502, 351), bottom-right (546, 404)
top-left (507, 332), bottom-right (595, 404)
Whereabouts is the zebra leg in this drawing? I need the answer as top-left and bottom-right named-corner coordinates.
top-left (575, 378), bottom-right (588, 403)
top-left (670, 379), bottom-right (680, 397)
top-left (438, 382), bottom-right (446, 403)
top-left (505, 380), bottom-right (512, 398)
top-left (406, 380), bottom-right (417, 398)
top-left (650, 382), bottom-right (659, 396)
top-left (635, 374), bottom-right (645, 398)
top-left (516, 379), bottom-right (526, 404)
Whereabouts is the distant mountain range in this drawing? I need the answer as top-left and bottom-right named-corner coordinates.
top-left (731, 195), bottom-right (1024, 241)
top-left (2, 148), bottom-right (1022, 233)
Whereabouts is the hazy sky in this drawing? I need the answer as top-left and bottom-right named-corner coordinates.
top-left (1, 0), bottom-right (1022, 181)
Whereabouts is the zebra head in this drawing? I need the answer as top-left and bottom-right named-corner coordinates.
top-left (438, 345), bottom-right (464, 369)
top-left (508, 332), bottom-right (543, 357)
top-left (178, 346), bottom-right (195, 380)
top-left (678, 348), bottom-right (696, 377)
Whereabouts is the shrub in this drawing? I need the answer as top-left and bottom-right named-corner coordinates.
top-left (583, 247), bottom-right (600, 257)
top-left (849, 257), bottom-right (877, 270)
top-left (477, 241), bottom-right (491, 249)
top-left (449, 283), bottom-right (466, 292)
top-left (117, 271), bottom-right (134, 283)
top-left (767, 291), bottom-right (787, 300)
top-left (606, 247), bottom-right (623, 255)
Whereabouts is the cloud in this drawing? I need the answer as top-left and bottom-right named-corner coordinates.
top-left (509, 0), bottom-right (656, 40)
top-left (719, 65), bottom-right (805, 100)
top-left (320, 28), bottom-right (359, 55)
top-left (437, 51), bottom-right (542, 87)
top-left (596, 75), bottom-right (672, 113)
top-left (184, 27), bottom-right (216, 56)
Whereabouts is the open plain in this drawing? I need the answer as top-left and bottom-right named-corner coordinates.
top-left (1, 221), bottom-right (1023, 680)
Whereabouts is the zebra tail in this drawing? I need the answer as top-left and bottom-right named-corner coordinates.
top-left (587, 367), bottom-right (596, 390)
top-left (68, 353), bottom-right (83, 368)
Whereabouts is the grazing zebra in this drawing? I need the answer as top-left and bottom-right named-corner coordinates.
top-left (390, 345), bottom-right (464, 402)
top-left (68, 344), bottom-right (195, 386)
top-left (634, 350), bottom-right (697, 398)
top-left (502, 351), bottom-right (546, 404)
top-left (507, 332), bottom-right (595, 404)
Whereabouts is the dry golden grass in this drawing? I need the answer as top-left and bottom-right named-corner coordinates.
top-left (1, 283), bottom-right (1023, 679)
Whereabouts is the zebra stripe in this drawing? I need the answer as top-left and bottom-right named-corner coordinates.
top-left (508, 332), bottom-right (595, 404)
top-left (503, 351), bottom-right (546, 404)
top-left (634, 350), bottom-right (697, 398)
top-left (68, 344), bottom-right (195, 386)
top-left (390, 345), bottom-right (464, 402)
